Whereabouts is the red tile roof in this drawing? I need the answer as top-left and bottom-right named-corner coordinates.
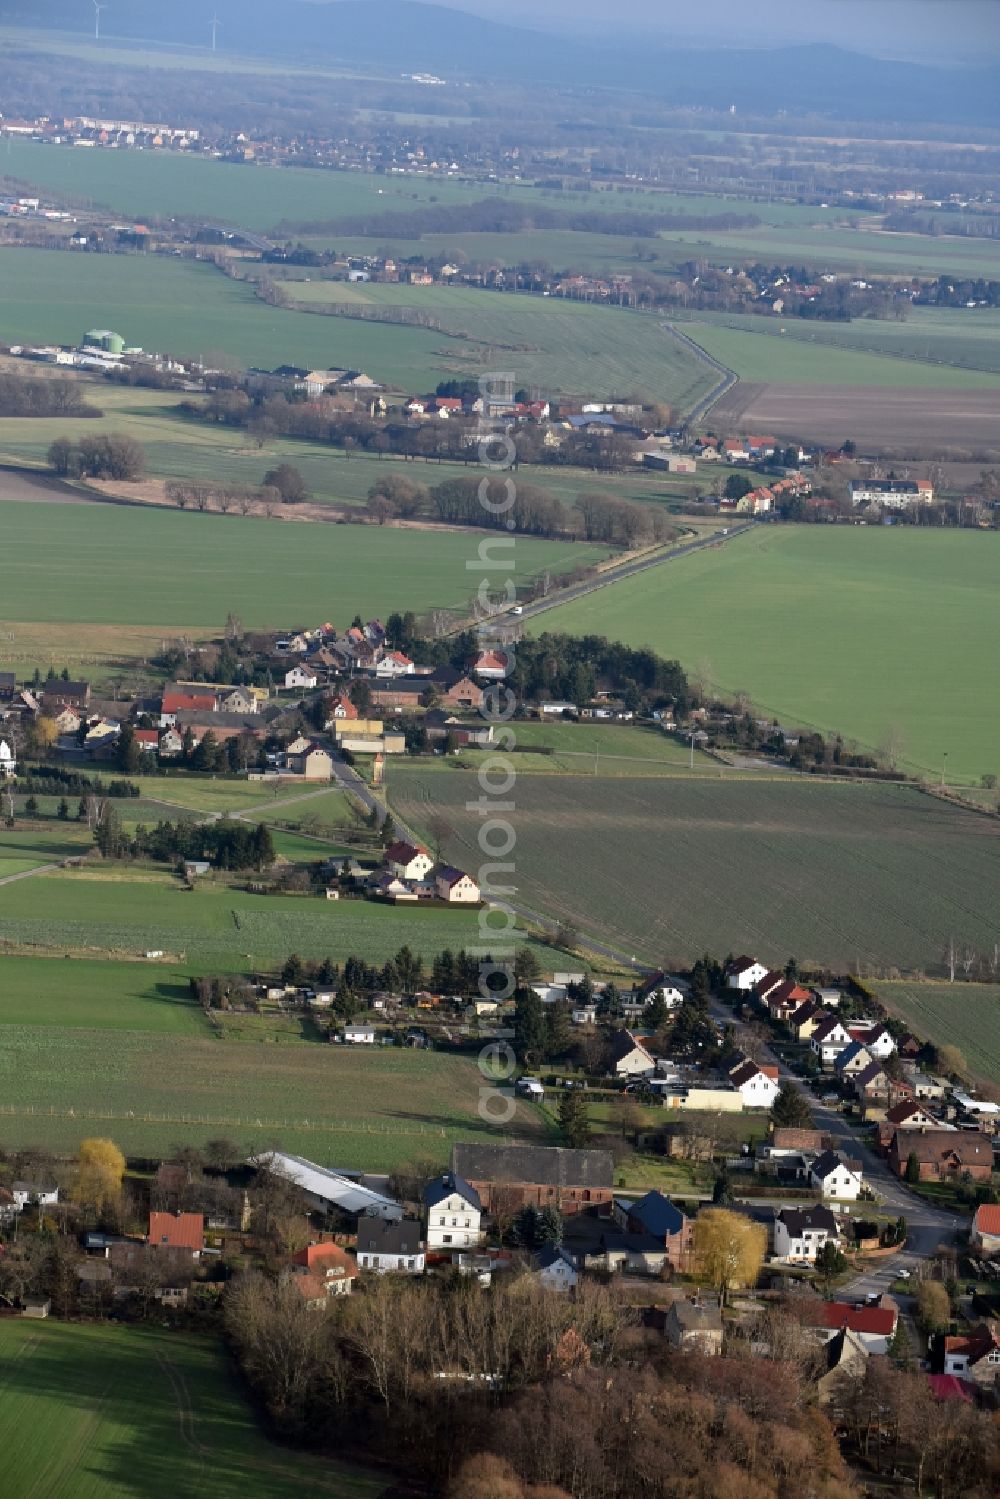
top-left (973, 1203), bottom-right (1000, 1238)
top-left (293, 1242), bottom-right (355, 1277)
top-left (806, 1302), bottom-right (897, 1336)
top-left (149, 1211), bottom-right (203, 1253)
top-left (162, 692), bottom-right (216, 715)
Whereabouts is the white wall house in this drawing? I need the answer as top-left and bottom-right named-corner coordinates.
top-left (773, 1206), bottom-right (840, 1263)
top-left (435, 867), bottom-right (481, 903)
top-left (810, 1150), bottom-right (863, 1201)
top-left (726, 958), bottom-right (769, 992)
top-left (422, 1173), bottom-right (482, 1250)
top-left (728, 1060), bottom-right (781, 1108)
top-left (0, 739), bottom-right (15, 778)
top-left (384, 841), bottom-right (434, 882)
top-left (343, 1026), bottom-right (376, 1045)
top-left (356, 1216), bottom-right (425, 1274)
top-left (811, 1019), bottom-right (853, 1067)
top-left (12, 1182), bottom-right (59, 1211)
top-left (284, 666), bottom-right (318, 690)
top-left (532, 1246), bottom-right (578, 1291)
top-left (609, 1030), bottom-right (656, 1077)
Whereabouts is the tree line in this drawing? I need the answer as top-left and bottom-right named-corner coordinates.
top-left (0, 373), bottom-right (100, 418)
top-left (92, 811), bottom-right (274, 870)
top-left (48, 434), bottom-right (145, 481)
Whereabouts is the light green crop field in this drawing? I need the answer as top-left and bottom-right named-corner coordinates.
top-left (0, 496), bottom-right (606, 632)
top-left (0, 1323), bottom-right (387, 1499)
top-left (126, 776), bottom-right (348, 819)
top-left (529, 526), bottom-right (1000, 783)
top-left (0, 866), bottom-right (553, 970)
top-left (679, 319), bottom-right (1000, 388)
top-left (875, 981), bottom-right (1000, 1086)
top-left (287, 281), bottom-right (716, 405)
top-left (0, 955), bottom-right (208, 1035)
top-left (390, 768), bottom-right (1000, 974)
top-left (658, 223), bottom-right (1000, 280)
top-left (397, 721), bottom-right (721, 777)
top-left (0, 1012), bottom-right (542, 1162)
top-left (679, 306), bottom-right (1000, 378)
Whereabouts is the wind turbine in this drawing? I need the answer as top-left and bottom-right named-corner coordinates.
top-left (93, 1), bottom-right (107, 41)
top-left (210, 14), bottom-right (221, 52)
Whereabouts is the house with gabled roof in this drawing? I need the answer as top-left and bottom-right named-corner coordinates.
top-left (847, 1023), bottom-right (896, 1059)
top-left (725, 957), bottom-right (769, 992)
top-left (972, 1203), bottom-right (1000, 1256)
top-left (472, 650), bottom-right (510, 681)
top-left (810, 1150), bottom-right (863, 1201)
top-left (834, 1041), bottom-right (876, 1079)
top-left (851, 1060), bottom-right (892, 1111)
top-left (804, 1299), bottom-right (898, 1355)
top-left (817, 1326), bottom-right (869, 1408)
top-left (608, 1029), bottom-right (656, 1078)
top-left (727, 1056), bottom-right (781, 1108)
top-left (752, 968), bottom-right (786, 1002)
top-left (620, 1190), bottom-right (691, 1269)
top-left (422, 1172), bottom-right (482, 1250)
top-left (889, 1129), bottom-right (992, 1182)
top-left (383, 841), bottom-right (433, 882)
top-left (788, 998), bottom-right (825, 1040)
top-left (434, 866), bottom-right (481, 903)
top-left (291, 1241), bottom-right (356, 1295)
top-left (148, 1210), bottom-right (204, 1258)
top-left (943, 1324), bottom-right (1000, 1392)
top-left (325, 694), bottom-right (358, 722)
top-left (875, 1099), bottom-right (944, 1151)
top-left (761, 979), bottom-right (813, 1023)
top-left (451, 1143), bottom-right (614, 1216)
top-left (810, 1015), bottom-right (852, 1067)
top-left (774, 1205), bottom-right (839, 1263)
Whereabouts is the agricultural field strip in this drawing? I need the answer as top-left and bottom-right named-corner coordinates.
top-left (390, 767), bottom-right (1000, 971)
top-left (527, 526), bottom-right (1000, 784)
top-left (875, 982), bottom-right (1000, 1087)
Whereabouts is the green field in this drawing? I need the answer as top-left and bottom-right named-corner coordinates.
top-left (398, 720), bottom-right (720, 777)
top-left (0, 955), bottom-right (209, 1035)
top-left (0, 866), bottom-right (554, 969)
top-left (0, 249), bottom-right (447, 388)
top-left (0, 495), bottom-right (605, 634)
top-left (0, 998), bottom-right (541, 1161)
top-left (0, 1321), bottom-right (386, 1498)
top-left (679, 319), bottom-right (1000, 389)
top-left (530, 526), bottom-right (1000, 782)
top-left (287, 281), bottom-right (716, 405)
top-left (658, 223), bottom-right (1000, 280)
top-left (390, 768), bottom-right (1000, 973)
top-left (875, 982), bottom-right (1000, 1086)
top-left (679, 306), bottom-right (1000, 378)
top-left (0, 825), bottom-right (92, 879)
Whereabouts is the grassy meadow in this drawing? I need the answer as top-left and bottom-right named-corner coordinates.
top-left (875, 981), bottom-right (1000, 1087)
top-left (390, 767), bottom-right (1000, 973)
top-left (530, 526), bottom-right (1000, 783)
top-left (0, 825), bottom-right (92, 879)
top-left (0, 1322), bottom-right (387, 1498)
top-left (0, 495), bottom-right (606, 634)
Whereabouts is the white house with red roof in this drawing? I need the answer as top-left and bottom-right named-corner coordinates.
top-left (803, 1299), bottom-right (898, 1355)
top-left (847, 1023), bottom-right (896, 1059)
top-left (375, 650), bottom-right (415, 678)
top-left (159, 691), bottom-right (217, 726)
top-left (472, 650), bottom-right (510, 681)
top-left (972, 1203), bottom-right (1000, 1256)
top-left (325, 694), bottom-right (358, 721)
top-left (384, 841), bottom-right (434, 882)
top-left (727, 1057), bottom-right (781, 1108)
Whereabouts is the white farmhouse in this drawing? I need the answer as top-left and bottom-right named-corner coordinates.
top-left (356, 1215), bottom-right (425, 1274)
top-left (383, 840), bottom-right (434, 882)
top-left (422, 1172), bottom-right (482, 1250)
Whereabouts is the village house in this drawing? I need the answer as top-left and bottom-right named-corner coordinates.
top-left (374, 650), bottom-right (414, 678)
top-left (434, 866), bottom-right (481, 903)
top-left (834, 1041), bottom-right (877, 1080)
top-left (12, 1181), bottom-right (59, 1212)
top-left (0, 738), bottom-right (15, 778)
top-left (773, 1205), bottom-right (840, 1264)
top-left (847, 1023), bottom-right (897, 1059)
top-left (617, 1190), bottom-right (691, 1270)
top-left (325, 694), bottom-right (358, 722)
top-left (875, 1099), bottom-right (945, 1151)
top-left (384, 841), bottom-right (434, 881)
top-left (608, 1029), bottom-right (656, 1078)
top-left (342, 1025), bottom-right (376, 1044)
top-left (971, 1203), bottom-right (1000, 1256)
top-left (817, 1327), bottom-right (869, 1408)
top-left (943, 1324), bottom-right (1000, 1392)
top-left (290, 743), bottom-right (333, 780)
top-left (451, 1143), bottom-right (614, 1217)
top-left (531, 1245), bottom-right (579, 1291)
top-left (422, 1172), bottom-right (482, 1250)
top-left (159, 690), bottom-right (216, 727)
top-left (803, 1299), bottom-right (898, 1356)
top-left (662, 1299), bottom-right (724, 1356)
top-left (809, 1150), bottom-right (863, 1201)
top-left (291, 1240), bottom-right (356, 1296)
top-left (148, 1210), bottom-right (204, 1258)
top-left (888, 1129), bottom-right (993, 1182)
top-left (727, 1057), bottom-right (781, 1108)
top-left (725, 956), bottom-right (770, 993)
top-left (284, 665), bottom-right (318, 691)
top-left (356, 1216), bottom-right (425, 1274)
top-left (811, 1016), bottom-right (853, 1067)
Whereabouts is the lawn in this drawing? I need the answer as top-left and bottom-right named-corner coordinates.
top-left (0, 1017), bottom-right (542, 1163)
top-left (874, 981), bottom-right (1000, 1087)
top-left (390, 767), bottom-right (1000, 973)
top-left (0, 1321), bottom-right (387, 1498)
top-left (678, 320), bottom-right (1000, 389)
top-left (0, 496), bottom-right (606, 633)
top-left (0, 866), bottom-right (556, 969)
top-left (396, 721), bottom-right (721, 777)
top-left (529, 526), bottom-right (1000, 783)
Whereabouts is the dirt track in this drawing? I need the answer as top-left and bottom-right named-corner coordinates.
top-left (711, 383), bottom-right (1000, 458)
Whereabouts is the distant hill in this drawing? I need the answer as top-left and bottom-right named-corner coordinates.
top-left (6, 1), bottom-right (1000, 126)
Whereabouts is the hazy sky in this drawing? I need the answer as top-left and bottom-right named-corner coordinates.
top-left (444, 0), bottom-right (1000, 63)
